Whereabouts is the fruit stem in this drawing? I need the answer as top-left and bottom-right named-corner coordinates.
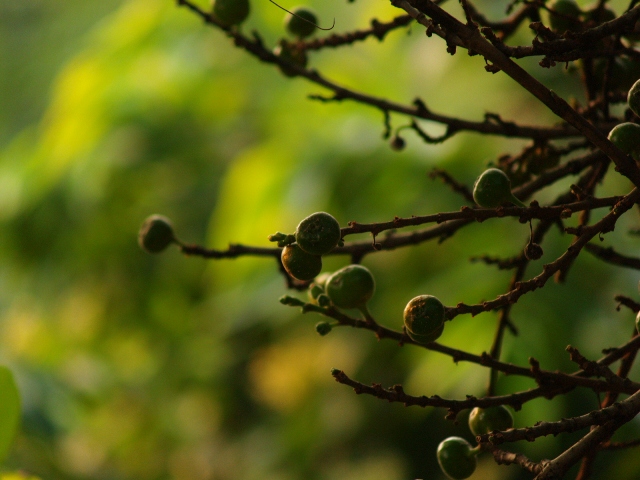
top-left (357, 304), bottom-right (377, 326)
top-left (509, 194), bottom-right (527, 208)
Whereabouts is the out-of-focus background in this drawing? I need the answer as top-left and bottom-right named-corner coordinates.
top-left (2, 0), bottom-right (640, 478)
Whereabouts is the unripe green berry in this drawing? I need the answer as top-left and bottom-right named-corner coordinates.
top-left (326, 265), bottom-right (375, 309)
top-left (473, 168), bottom-right (526, 208)
top-left (628, 79), bottom-right (640, 117)
top-left (281, 244), bottom-right (322, 281)
top-left (138, 215), bottom-right (176, 254)
top-left (548, 0), bottom-right (582, 34)
top-left (608, 123), bottom-right (640, 161)
top-left (403, 295), bottom-right (445, 336)
top-left (468, 406), bottom-right (514, 436)
top-left (315, 321), bottom-right (332, 336)
top-left (284, 6), bottom-right (318, 38)
top-left (437, 437), bottom-right (477, 480)
top-left (295, 212), bottom-right (341, 256)
top-left (636, 310), bottom-right (640, 333)
top-left (212, 0), bottom-right (250, 27)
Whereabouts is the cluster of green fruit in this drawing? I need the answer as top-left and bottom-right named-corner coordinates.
top-left (437, 405), bottom-right (513, 479)
top-left (270, 212), bottom-right (342, 281)
top-left (210, 0), bottom-right (318, 36)
top-left (608, 79), bottom-right (640, 160)
top-left (273, 6), bottom-right (320, 76)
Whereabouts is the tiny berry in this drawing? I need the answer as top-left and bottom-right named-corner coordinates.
top-left (548, 0), bottom-right (582, 33)
top-left (473, 168), bottom-right (526, 208)
top-left (390, 135), bottom-right (406, 151)
top-left (138, 215), bottom-right (176, 254)
top-left (525, 240), bottom-right (544, 260)
top-left (437, 437), bottom-right (477, 480)
top-left (315, 322), bottom-right (332, 336)
top-left (326, 265), bottom-right (375, 309)
top-left (281, 244), bottom-right (322, 281)
top-left (403, 295), bottom-right (445, 336)
top-left (468, 405), bottom-right (514, 436)
top-left (212, 0), bottom-right (250, 27)
top-left (628, 79), bottom-right (640, 117)
top-left (608, 122), bottom-right (640, 161)
top-left (284, 6), bottom-right (318, 39)
top-left (295, 212), bottom-right (341, 256)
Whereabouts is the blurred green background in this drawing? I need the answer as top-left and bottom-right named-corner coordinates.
top-left (2, 0), bottom-right (640, 479)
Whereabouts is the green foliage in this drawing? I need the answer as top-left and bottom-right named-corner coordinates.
top-left (0, 367), bottom-right (20, 464)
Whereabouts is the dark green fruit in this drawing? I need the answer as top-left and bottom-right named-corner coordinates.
top-left (281, 244), bottom-right (322, 281)
top-left (326, 265), bottom-right (375, 309)
top-left (608, 123), bottom-right (640, 161)
top-left (548, 0), bottom-right (582, 33)
top-left (403, 295), bottom-right (445, 336)
top-left (138, 215), bottom-right (176, 254)
top-left (273, 40), bottom-right (308, 77)
top-left (390, 135), bottom-right (406, 151)
top-left (437, 437), bottom-right (477, 480)
top-left (473, 168), bottom-right (526, 208)
top-left (468, 406), bottom-right (514, 436)
top-left (315, 322), bottom-right (332, 336)
top-left (295, 212), bottom-right (341, 256)
top-left (628, 79), bottom-right (640, 117)
top-left (406, 323), bottom-right (444, 344)
top-left (212, 0), bottom-right (249, 27)
top-left (285, 6), bottom-right (318, 38)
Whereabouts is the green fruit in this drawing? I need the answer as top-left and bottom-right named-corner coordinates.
top-left (295, 212), bottom-right (341, 256)
top-left (636, 310), bottom-right (640, 333)
top-left (212, 0), bottom-right (249, 27)
top-left (285, 6), bottom-right (318, 38)
top-left (437, 437), bottom-right (477, 480)
top-left (281, 244), bottom-right (322, 281)
top-left (403, 295), bottom-right (445, 336)
top-left (307, 272), bottom-right (331, 303)
top-left (628, 79), bottom-right (640, 117)
top-left (548, 0), bottom-right (582, 33)
top-left (468, 406), bottom-right (514, 436)
top-left (473, 168), bottom-right (526, 208)
top-left (138, 215), bottom-right (176, 254)
top-left (273, 40), bottom-right (308, 77)
top-left (315, 322), bottom-right (332, 336)
top-left (406, 323), bottom-right (444, 344)
top-left (608, 123), bottom-right (640, 161)
top-left (326, 265), bottom-right (375, 309)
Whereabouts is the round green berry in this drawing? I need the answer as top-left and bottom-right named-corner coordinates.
top-left (212, 0), bottom-right (249, 27)
top-left (295, 212), bottom-right (341, 256)
top-left (628, 79), bottom-right (640, 117)
top-left (281, 244), bottom-right (322, 281)
top-left (437, 437), bottom-right (477, 480)
top-left (273, 40), bottom-right (308, 77)
top-left (138, 215), bottom-right (176, 254)
top-left (473, 168), bottom-right (526, 208)
top-left (285, 6), bottom-right (318, 38)
top-left (608, 122), bottom-right (640, 161)
top-left (548, 0), bottom-right (582, 33)
top-left (406, 323), bottom-right (444, 344)
top-left (326, 265), bottom-right (375, 309)
top-left (315, 322), bottom-right (332, 336)
top-left (636, 310), bottom-right (640, 333)
top-left (468, 406), bottom-right (514, 436)
top-left (403, 295), bottom-right (445, 336)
